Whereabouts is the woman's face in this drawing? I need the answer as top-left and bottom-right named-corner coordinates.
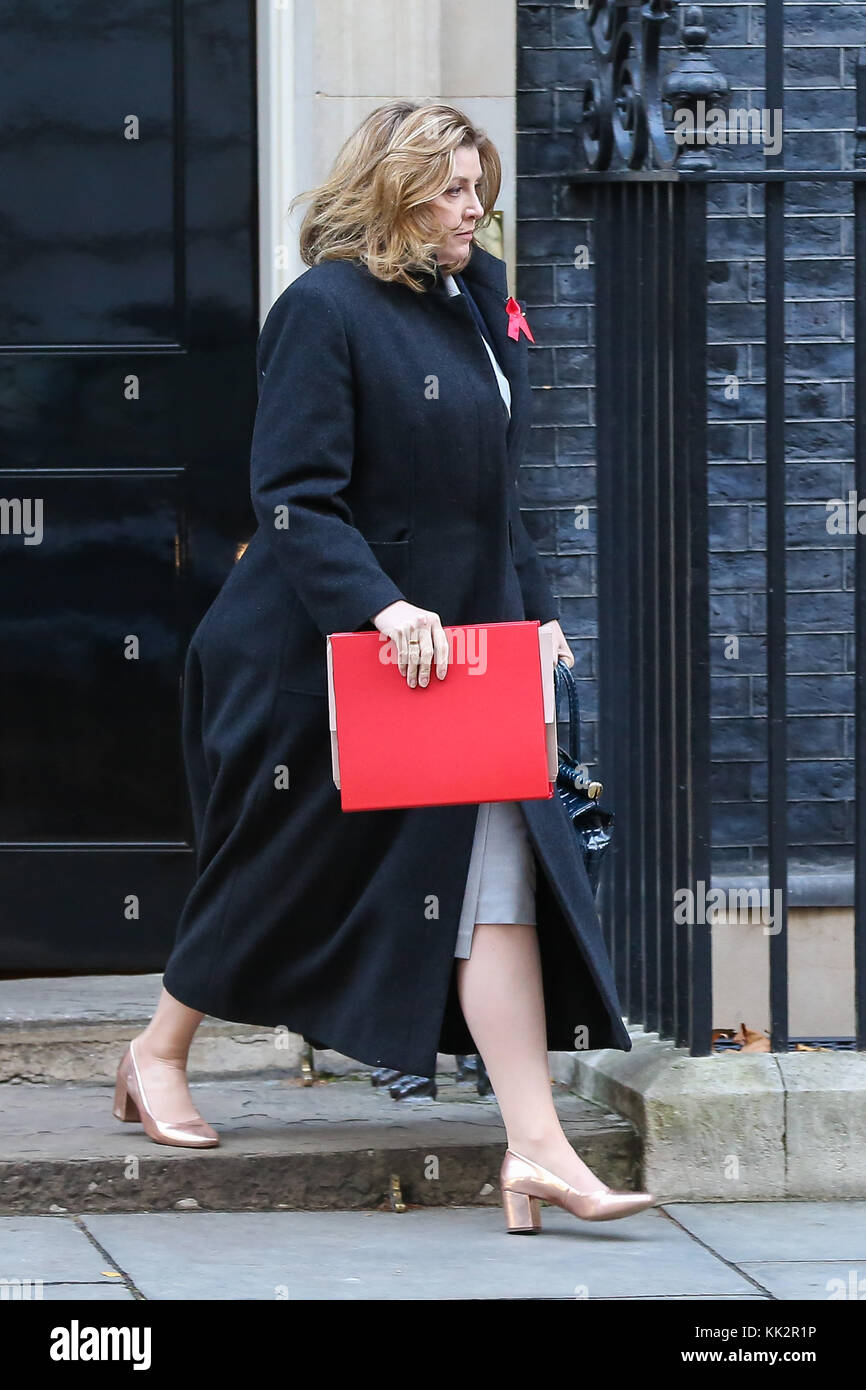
top-left (427, 144), bottom-right (485, 269)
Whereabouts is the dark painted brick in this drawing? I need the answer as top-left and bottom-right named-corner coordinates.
top-left (786, 591), bottom-right (854, 630)
top-left (517, 263), bottom-right (555, 301)
top-left (517, 129), bottom-right (587, 174)
top-left (711, 635), bottom-right (765, 675)
top-left (787, 633), bottom-right (848, 672)
top-left (516, 3), bottom-right (553, 45)
top-left (708, 182), bottom-right (751, 215)
top-left (556, 182), bottom-right (596, 218)
top-left (517, 177), bottom-right (557, 218)
top-left (553, 425), bottom-right (595, 459)
top-left (558, 596), bottom-right (598, 637)
top-left (519, 217), bottom-right (593, 260)
top-left (786, 420), bottom-right (853, 459)
top-left (784, 133), bottom-right (850, 175)
top-left (556, 87), bottom-right (590, 135)
top-left (712, 761), bottom-right (754, 800)
top-left (555, 508), bottom-right (596, 554)
top-left (707, 423), bottom-right (752, 462)
top-left (788, 799), bottom-right (852, 844)
top-left (782, 260), bottom-right (852, 299)
top-left (708, 343), bottom-right (751, 377)
top-left (554, 346), bottom-right (593, 385)
top-left (518, 89), bottom-right (556, 133)
top-left (786, 547), bottom-right (845, 590)
top-left (707, 301), bottom-right (765, 340)
top-left (707, 384), bottom-right (766, 421)
top-left (785, 46), bottom-right (842, 86)
top-left (707, 216), bottom-right (768, 259)
top-left (545, 552), bottom-right (595, 595)
top-left (751, 675), bottom-right (854, 716)
top-left (553, 264), bottom-right (594, 305)
top-left (787, 339), bottom-right (852, 379)
top-left (711, 677), bottom-right (752, 715)
top-left (712, 801), bottom-right (770, 845)
top-left (786, 300), bottom-right (846, 340)
top-left (530, 384), bottom-right (590, 425)
top-left (783, 216), bottom-right (846, 257)
top-left (709, 506), bottom-right (750, 550)
top-left (525, 304), bottom-right (589, 344)
top-left (708, 464), bottom-right (766, 502)
top-left (785, 88), bottom-right (853, 129)
top-left (711, 594), bottom-right (752, 631)
top-left (786, 6), bottom-right (866, 45)
top-left (708, 259), bottom-right (750, 299)
top-left (788, 716), bottom-right (848, 758)
top-left (708, 552), bottom-right (767, 590)
top-left (522, 425), bottom-right (559, 466)
top-left (527, 345), bottom-right (555, 386)
top-left (710, 717), bottom-right (766, 759)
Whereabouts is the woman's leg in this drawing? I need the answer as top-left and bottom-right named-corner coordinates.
top-left (128, 988), bottom-right (207, 1123)
top-left (456, 922), bottom-right (608, 1193)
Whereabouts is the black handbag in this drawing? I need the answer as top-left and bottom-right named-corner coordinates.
top-left (552, 657), bottom-right (614, 898)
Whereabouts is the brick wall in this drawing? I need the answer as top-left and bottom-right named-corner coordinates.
top-left (516, 1), bottom-right (863, 886)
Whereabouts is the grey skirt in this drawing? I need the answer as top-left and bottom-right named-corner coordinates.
top-left (453, 800), bottom-right (537, 959)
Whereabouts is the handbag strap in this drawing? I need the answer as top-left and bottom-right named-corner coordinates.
top-left (553, 658), bottom-right (582, 764)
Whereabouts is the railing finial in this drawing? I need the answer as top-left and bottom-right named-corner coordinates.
top-left (662, 4), bottom-right (730, 171)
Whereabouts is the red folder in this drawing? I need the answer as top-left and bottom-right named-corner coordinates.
top-left (326, 620), bottom-right (558, 811)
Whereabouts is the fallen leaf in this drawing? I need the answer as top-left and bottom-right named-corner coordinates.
top-left (731, 1021), bottom-right (771, 1052)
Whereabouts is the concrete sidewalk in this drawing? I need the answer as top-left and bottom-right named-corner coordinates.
top-left (2, 1201), bottom-right (865, 1300)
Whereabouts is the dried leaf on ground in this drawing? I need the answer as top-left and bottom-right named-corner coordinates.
top-left (730, 1021), bottom-right (771, 1052)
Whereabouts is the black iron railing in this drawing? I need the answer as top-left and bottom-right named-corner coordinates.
top-left (573, 1), bottom-right (866, 1054)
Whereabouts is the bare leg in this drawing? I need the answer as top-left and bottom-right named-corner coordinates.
top-left (128, 988), bottom-right (207, 1124)
top-left (456, 922), bottom-right (608, 1194)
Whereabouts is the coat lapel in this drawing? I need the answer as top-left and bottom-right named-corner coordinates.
top-left (448, 245), bottom-right (530, 452)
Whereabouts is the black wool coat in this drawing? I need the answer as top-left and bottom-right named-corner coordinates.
top-left (162, 242), bottom-right (633, 1077)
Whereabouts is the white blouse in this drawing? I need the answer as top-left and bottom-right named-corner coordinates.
top-left (442, 271), bottom-right (512, 418)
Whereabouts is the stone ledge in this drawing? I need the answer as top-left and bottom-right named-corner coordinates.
top-left (712, 871), bottom-right (853, 908)
top-left (0, 975), bottom-right (379, 1082)
top-left (551, 1029), bottom-right (866, 1201)
top-left (0, 1074), bottom-right (639, 1214)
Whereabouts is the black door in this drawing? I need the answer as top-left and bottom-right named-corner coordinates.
top-left (0, 1), bottom-right (259, 971)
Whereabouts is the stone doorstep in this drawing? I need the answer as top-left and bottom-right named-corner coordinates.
top-left (552, 1027), bottom-right (866, 1203)
top-left (0, 1074), bottom-right (641, 1216)
top-left (0, 973), bottom-right (353, 1082)
top-left (2, 972), bottom-right (561, 1085)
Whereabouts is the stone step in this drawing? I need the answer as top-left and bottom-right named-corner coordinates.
top-left (0, 1073), bottom-right (642, 1215)
top-left (0, 974), bottom-right (340, 1082)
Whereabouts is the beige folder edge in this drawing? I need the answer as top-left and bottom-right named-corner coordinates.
top-left (326, 626), bottom-right (558, 794)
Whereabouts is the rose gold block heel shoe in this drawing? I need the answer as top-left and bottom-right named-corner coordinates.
top-left (500, 1148), bottom-right (654, 1233)
top-left (112, 1038), bottom-right (219, 1148)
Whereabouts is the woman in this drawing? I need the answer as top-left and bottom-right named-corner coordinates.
top-left (112, 102), bottom-right (654, 1231)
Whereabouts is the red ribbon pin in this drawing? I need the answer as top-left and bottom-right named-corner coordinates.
top-left (505, 296), bottom-right (535, 343)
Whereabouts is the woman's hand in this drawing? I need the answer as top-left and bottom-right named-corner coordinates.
top-left (541, 618), bottom-right (574, 669)
top-left (372, 600), bottom-right (450, 687)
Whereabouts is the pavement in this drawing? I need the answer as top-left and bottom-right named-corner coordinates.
top-left (2, 1200), bottom-right (866, 1300)
top-left (2, 975), bottom-right (865, 1303)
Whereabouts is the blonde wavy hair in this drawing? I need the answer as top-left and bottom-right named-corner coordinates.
top-left (288, 101), bottom-right (502, 291)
